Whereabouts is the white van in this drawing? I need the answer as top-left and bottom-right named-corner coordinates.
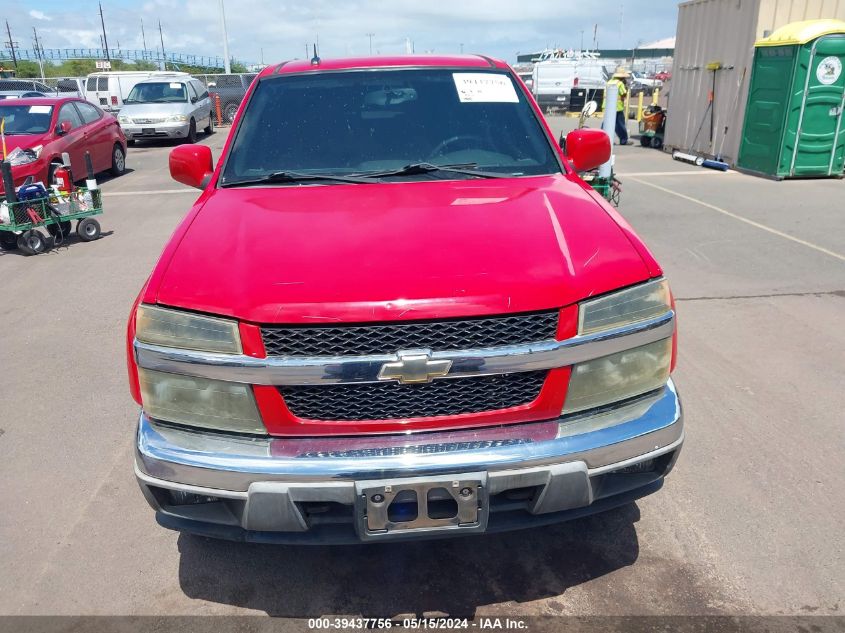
top-left (84, 71), bottom-right (191, 113)
top-left (532, 59), bottom-right (608, 112)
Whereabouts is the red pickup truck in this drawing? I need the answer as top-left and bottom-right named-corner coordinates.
top-left (128, 55), bottom-right (682, 543)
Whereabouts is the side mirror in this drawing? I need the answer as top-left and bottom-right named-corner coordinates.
top-left (191, 96), bottom-right (198, 104)
top-left (169, 144), bottom-right (214, 189)
top-left (57, 120), bottom-right (72, 135)
top-left (564, 128), bottom-right (611, 172)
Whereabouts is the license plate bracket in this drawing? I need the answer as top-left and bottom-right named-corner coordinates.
top-left (355, 473), bottom-right (488, 541)
top-left (142, 128), bottom-right (156, 135)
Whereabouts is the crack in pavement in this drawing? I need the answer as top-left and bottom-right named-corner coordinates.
top-left (676, 290), bottom-right (845, 303)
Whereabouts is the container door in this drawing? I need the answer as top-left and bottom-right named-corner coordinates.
top-left (790, 35), bottom-right (845, 177)
top-left (737, 46), bottom-right (795, 176)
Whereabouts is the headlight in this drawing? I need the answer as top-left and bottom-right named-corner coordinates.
top-left (6, 145), bottom-right (42, 166)
top-left (118, 115), bottom-right (131, 124)
top-left (562, 338), bottom-right (672, 414)
top-left (563, 279), bottom-right (674, 414)
top-left (139, 369), bottom-right (264, 434)
top-left (135, 304), bottom-right (242, 354)
top-left (166, 114), bottom-right (188, 122)
top-left (578, 278), bottom-right (671, 335)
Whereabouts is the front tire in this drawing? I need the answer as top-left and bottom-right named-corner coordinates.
top-left (184, 119), bottom-right (197, 144)
top-left (110, 143), bottom-right (126, 176)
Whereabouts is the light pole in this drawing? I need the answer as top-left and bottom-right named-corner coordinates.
top-left (366, 33), bottom-right (374, 55)
top-left (219, 0), bottom-right (231, 73)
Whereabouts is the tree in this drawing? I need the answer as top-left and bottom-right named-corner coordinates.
top-left (14, 60), bottom-right (41, 78)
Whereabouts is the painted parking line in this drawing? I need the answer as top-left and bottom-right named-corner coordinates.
top-left (102, 189), bottom-right (196, 197)
top-left (619, 170), bottom-right (740, 177)
top-left (628, 176), bottom-right (845, 263)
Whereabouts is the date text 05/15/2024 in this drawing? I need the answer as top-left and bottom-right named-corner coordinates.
top-left (306, 618), bottom-right (528, 630)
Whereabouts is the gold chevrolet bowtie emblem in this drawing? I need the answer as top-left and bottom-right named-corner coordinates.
top-left (378, 350), bottom-right (453, 384)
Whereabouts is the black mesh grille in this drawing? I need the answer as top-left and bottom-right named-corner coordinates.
top-left (262, 312), bottom-right (558, 357)
top-left (280, 371), bottom-right (547, 421)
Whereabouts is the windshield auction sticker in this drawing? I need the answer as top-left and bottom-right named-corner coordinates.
top-left (453, 73), bottom-right (519, 103)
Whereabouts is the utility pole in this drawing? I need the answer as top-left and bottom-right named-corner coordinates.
top-left (141, 18), bottom-right (147, 56)
top-left (366, 33), bottom-right (374, 55)
top-left (158, 20), bottom-right (166, 70)
top-left (32, 27), bottom-right (45, 80)
top-left (219, 0), bottom-right (231, 74)
top-left (4, 21), bottom-right (18, 69)
top-left (99, 2), bottom-right (110, 62)
top-left (593, 24), bottom-right (598, 50)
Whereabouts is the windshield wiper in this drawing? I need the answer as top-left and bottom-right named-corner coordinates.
top-left (355, 162), bottom-right (508, 179)
top-left (221, 170), bottom-right (376, 187)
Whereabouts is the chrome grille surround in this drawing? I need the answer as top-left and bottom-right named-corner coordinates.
top-left (133, 309), bottom-right (676, 387)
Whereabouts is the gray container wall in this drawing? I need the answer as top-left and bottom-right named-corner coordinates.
top-left (666, 0), bottom-right (845, 164)
top-left (665, 0), bottom-right (761, 163)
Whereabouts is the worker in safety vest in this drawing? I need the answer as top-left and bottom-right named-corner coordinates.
top-left (605, 68), bottom-right (632, 145)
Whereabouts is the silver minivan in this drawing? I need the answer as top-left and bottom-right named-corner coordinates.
top-left (118, 76), bottom-right (213, 144)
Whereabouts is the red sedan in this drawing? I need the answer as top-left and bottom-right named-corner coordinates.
top-left (0, 96), bottom-right (127, 194)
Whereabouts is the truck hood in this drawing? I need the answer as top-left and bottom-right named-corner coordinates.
top-left (155, 175), bottom-right (652, 324)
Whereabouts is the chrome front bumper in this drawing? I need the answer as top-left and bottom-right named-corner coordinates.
top-left (135, 380), bottom-right (683, 543)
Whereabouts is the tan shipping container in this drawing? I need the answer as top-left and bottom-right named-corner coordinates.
top-left (665, 0), bottom-right (845, 164)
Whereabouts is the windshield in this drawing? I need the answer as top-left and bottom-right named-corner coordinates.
top-left (0, 104), bottom-right (54, 134)
top-left (222, 68), bottom-right (560, 184)
top-left (125, 81), bottom-right (187, 104)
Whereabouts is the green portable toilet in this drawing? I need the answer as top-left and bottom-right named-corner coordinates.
top-left (738, 19), bottom-right (845, 178)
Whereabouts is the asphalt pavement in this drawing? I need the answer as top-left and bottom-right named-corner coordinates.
top-left (0, 118), bottom-right (842, 617)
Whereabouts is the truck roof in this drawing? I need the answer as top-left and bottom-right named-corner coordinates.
top-left (260, 54), bottom-right (510, 78)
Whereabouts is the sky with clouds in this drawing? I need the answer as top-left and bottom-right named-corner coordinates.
top-left (6, 0), bottom-right (681, 64)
